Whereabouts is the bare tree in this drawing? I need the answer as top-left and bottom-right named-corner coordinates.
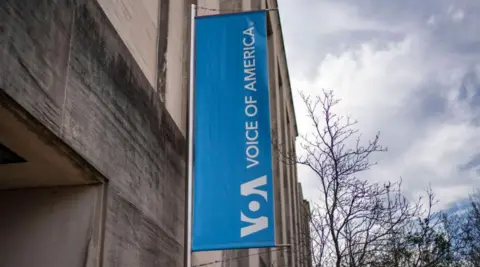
top-left (272, 89), bottom-right (475, 267)
top-left (286, 90), bottom-right (423, 267)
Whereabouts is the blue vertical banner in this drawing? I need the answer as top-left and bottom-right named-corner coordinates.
top-left (192, 11), bottom-right (275, 251)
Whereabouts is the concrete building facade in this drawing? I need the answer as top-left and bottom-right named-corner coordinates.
top-left (0, 0), bottom-right (311, 266)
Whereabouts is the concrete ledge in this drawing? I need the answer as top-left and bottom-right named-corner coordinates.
top-left (0, 91), bottom-right (102, 189)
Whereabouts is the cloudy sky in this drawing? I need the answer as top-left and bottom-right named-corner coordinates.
top-left (278, 0), bottom-right (480, 210)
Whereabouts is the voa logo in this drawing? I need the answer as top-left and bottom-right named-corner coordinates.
top-left (240, 175), bottom-right (269, 237)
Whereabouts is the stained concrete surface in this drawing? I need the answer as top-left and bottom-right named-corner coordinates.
top-left (1, 0), bottom-right (187, 266)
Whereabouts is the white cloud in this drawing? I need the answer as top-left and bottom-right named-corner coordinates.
top-left (293, 38), bottom-right (421, 200)
top-left (308, 2), bottom-right (387, 35)
top-left (278, 0), bottom-right (480, 213)
top-left (277, 0), bottom-right (406, 80)
top-left (452, 10), bottom-right (465, 22)
top-left (447, 5), bottom-right (465, 22)
top-left (289, 24), bottom-right (480, 210)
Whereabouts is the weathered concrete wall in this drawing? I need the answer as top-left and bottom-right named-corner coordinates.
top-left (88, 0), bottom-right (193, 136)
top-left (1, 0), bottom-right (186, 267)
top-left (95, 0), bottom-right (193, 136)
top-left (96, 0), bottom-right (159, 87)
top-left (0, 0), bottom-right (73, 134)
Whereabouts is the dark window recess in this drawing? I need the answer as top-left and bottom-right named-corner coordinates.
top-left (286, 108), bottom-right (290, 125)
top-left (278, 63), bottom-right (283, 87)
top-left (0, 142), bottom-right (27, 164)
top-left (267, 12), bottom-right (273, 36)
